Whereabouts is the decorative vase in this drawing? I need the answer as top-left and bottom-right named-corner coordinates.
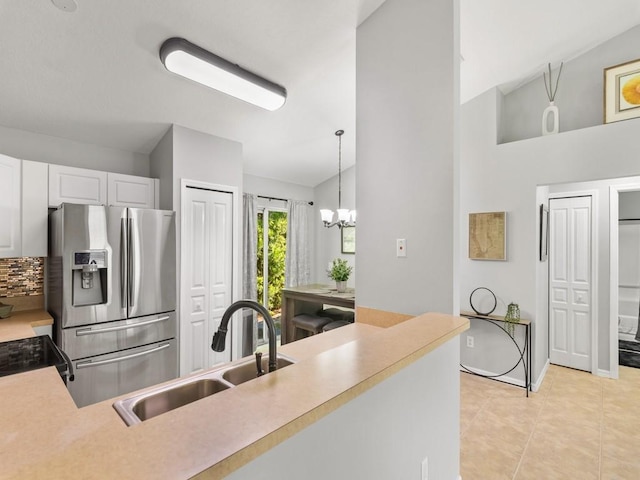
top-left (542, 101), bottom-right (559, 135)
top-left (336, 281), bottom-right (347, 293)
top-left (504, 302), bottom-right (520, 336)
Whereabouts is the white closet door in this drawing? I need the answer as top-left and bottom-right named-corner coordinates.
top-left (549, 196), bottom-right (592, 371)
top-left (181, 187), bottom-right (233, 375)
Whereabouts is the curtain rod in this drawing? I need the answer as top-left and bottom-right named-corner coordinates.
top-left (257, 195), bottom-right (313, 206)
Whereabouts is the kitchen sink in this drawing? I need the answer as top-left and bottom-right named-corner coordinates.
top-left (222, 356), bottom-right (295, 385)
top-left (113, 353), bottom-right (296, 425)
top-left (131, 378), bottom-right (231, 422)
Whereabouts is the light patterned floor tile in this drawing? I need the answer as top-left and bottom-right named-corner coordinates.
top-left (460, 363), bottom-right (640, 480)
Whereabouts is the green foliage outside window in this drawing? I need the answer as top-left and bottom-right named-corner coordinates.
top-left (257, 211), bottom-right (288, 315)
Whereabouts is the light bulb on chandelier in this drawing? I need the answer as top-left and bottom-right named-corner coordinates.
top-left (320, 130), bottom-right (356, 229)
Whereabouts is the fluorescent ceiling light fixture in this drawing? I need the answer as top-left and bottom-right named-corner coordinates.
top-left (159, 37), bottom-right (287, 111)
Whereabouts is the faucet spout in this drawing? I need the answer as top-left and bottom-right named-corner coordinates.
top-left (211, 300), bottom-right (278, 373)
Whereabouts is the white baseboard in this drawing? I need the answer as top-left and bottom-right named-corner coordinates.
top-left (459, 365), bottom-right (525, 388)
top-left (531, 359), bottom-right (550, 392)
top-left (597, 368), bottom-right (612, 378)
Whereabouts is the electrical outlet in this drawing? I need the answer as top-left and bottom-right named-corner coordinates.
top-left (421, 456), bottom-right (428, 480)
top-left (466, 335), bottom-right (474, 348)
top-left (396, 238), bottom-right (407, 257)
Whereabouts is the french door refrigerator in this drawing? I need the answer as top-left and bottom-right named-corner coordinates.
top-left (49, 203), bottom-right (178, 407)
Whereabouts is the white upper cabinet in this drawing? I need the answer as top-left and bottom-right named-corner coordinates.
top-left (48, 165), bottom-right (157, 209)
top-left (0, 156), bottom-right (48, 258)
top-left (107, 173), bottom-right (156, 208)
top-left (21, 160), bottom-right (48, 257)
top-left (48, 165), bottom-right (107, 207)
top-left (0, 154), bottom-right (22, 257)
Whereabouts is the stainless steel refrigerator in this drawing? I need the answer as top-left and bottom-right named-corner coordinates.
top-left (48, 203), bottom-right (178, 407)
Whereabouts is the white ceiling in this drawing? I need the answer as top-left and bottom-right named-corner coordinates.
top-left (460, 0), bottom-right (640, 103)
top-left (0, 0), bottom-right (385, 187)
top-left (1, 1), bottom-right (639, 187)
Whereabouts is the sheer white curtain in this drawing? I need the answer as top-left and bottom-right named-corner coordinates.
top-left (242, 193), bottom-right (257, 355)
top-left (285, 200), bottom-right (311, 287)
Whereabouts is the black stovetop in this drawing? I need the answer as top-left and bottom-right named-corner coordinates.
top-left (0, 335), bottom-right (67, 379)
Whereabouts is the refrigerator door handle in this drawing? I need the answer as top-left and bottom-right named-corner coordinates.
top-left (128, 217), bottom-right (135, 308)
top-left (120, 217), bottom-right (127, 309)
top-left (75, 315), bottom-right (171, 336)
top-left (75, 343), bottom-right (171, 369)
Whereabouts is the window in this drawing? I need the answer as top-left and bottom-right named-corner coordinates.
top-left (256, 207), bottom-right (287, 345)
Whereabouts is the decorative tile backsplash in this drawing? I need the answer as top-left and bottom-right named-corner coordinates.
top-left (0, 258), bottom-right (45, 297)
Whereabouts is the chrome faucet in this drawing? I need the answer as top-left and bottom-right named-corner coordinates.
top-left (211, 300), bottom-right (278, 373)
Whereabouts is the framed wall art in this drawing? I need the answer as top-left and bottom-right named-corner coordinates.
top-left (604, 58), bottom-right (640, 124)
top-left (341, 226), bottom-right (355, 254)
top-left (468, 211), bottom-right (506, 261)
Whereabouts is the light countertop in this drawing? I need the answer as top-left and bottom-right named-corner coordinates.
top-left (0, 308), bottom-right (53, 341)
top-left (0, 308), bottom-right (468, 479)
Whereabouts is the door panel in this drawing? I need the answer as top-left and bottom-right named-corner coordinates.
top-left (127, 208), bottom-right (176, 318)
top-left (61, 312), bottom-right (176, 360)
top-left (208, 195), bottom-right (233, 367)
top-left (552, 308), bottom-right (568, 352)
top-left (181, 188), bottom-right (233, 375)
top-left (68, 339), bottom-right (177, 408)
top-left (105, 206), bottom-right (127, 322)
top-left (549, 196), bottom-right (592, 371)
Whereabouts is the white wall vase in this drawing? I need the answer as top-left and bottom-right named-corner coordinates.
top-left (542, 102), bottom-right (559, 135)
top-left (336, 281), bottom-right (347, 293)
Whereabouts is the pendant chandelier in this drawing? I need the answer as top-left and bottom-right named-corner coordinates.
top-left (320, 130), bottom-right (356, 229)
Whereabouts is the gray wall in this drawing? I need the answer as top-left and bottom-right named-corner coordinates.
top-left (243, 174), bottom-right (314, 205)
top-left (620, 191), bottom-right (640, 220)
top-left (227, 338), bottom-right (461, 480)
top-left (460, 86), bottom-right (640, 382)
top-left (313, 166), bottom-right (356, 287)
top-left (356, 0), bottom-right (457, 315)
top-left (150, 124), bottom-right (244, 366)
top-left (0, 124), bottom-right (149, 176)
top-left (500, 25), bottom-right (640, 143)
top-left (149, 126), bottom-right (174, 210)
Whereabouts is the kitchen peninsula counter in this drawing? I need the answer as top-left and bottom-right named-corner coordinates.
top-left (0, 308), bottom-right (468, 479)
top-left (0, 309), bottom-right (53, 341)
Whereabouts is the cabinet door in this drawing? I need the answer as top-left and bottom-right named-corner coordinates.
top-left (107, 173), bottom-right (156, 208)
top-left (22, 160), bottom-right (48, 257)
top-left (48, 165), bottom-right (107, 207)
top-left (0, 154), bottom-right (21, 258)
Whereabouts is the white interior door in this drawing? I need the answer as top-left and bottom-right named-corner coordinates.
top-left (549, 196), bottom-right (592, 371)
top-left (181, 187), bottom-right (233, 375)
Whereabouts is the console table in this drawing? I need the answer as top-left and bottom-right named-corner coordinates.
top-left (459, 310), bottom-right (531, 397)
top-left (280, 285), bottom-right (355, 345)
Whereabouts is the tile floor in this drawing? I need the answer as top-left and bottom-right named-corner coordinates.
top-left (460, 364), bottom-right (640, 479)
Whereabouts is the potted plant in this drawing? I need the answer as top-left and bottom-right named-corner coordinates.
top-left (327, 258), bottom-right (353, 293)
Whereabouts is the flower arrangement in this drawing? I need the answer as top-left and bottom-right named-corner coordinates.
top-left (327, 258), bottom-right (353, 282)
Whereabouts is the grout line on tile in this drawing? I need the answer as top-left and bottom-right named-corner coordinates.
top-left (511, 369), bottom-right (555, 479)
top-left (459, 382), bottom-right (492, 439)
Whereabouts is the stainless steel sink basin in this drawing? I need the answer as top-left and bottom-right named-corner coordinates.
top-left (113, 353), bottom-right (296, 425)
top-left (222, 356), bottom-right (295, 385)
top-left (132, 378), bottom-right (231, 422)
